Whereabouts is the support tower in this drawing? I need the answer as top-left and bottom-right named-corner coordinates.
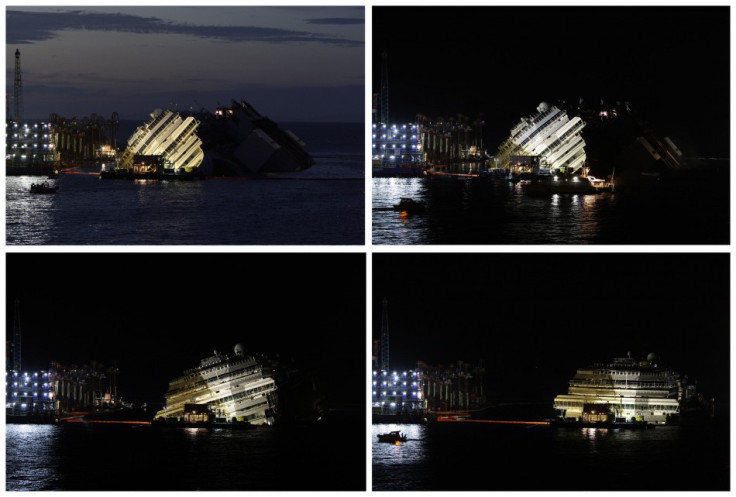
top-left (14, 49), bottom-right (23, 122)
top-left (380, 297), bottom-right (390, 372)
top-left (12, 298), bottom-right (21, 372)
top-left (379, 52), bottom-right (389, 125)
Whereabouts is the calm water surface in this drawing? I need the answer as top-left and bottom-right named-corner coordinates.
top-left (373, 417), bottom-right (729, 490)
top-left (372, 169), bottom-right (729, 244)
top-left (7, 422), bottom-right (365, 491)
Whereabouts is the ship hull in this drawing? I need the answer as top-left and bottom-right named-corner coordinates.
top-left (549, 420), bottom-right (655, 430)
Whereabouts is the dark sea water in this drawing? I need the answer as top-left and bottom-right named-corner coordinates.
top-left (372, 164), bottom-right (729, 245)
top-left (6, 420), bottom-right (366, 491)
top-left (6, 122), bottom-right (364, 245)
top-left (373, 411), bottom-right (729, 491)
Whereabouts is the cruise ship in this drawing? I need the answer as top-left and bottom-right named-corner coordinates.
top-left (154, 344), bottom-right (278, 426)
top-left (194, 99), bottom-right (314, 176)
top-left (107, 108), bottom-right (204, 177)
top-left (103, 99), bottom-right (314, 178)
top-left (553, 353), bottom-right (682, 425)
top-left (496, 101), bottom-right (587, 175)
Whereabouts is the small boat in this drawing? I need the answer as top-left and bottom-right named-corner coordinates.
top-left (393, 197), bottom-right (426, 214)
top-left (377, 430), bottom-right (407, 443)
top-left (30, 182), bottom-right (58, 194)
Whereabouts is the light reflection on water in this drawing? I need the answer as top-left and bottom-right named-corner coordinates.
top-left (6, 177), bottom-right (56, 244)
top-left (8, 421), bottom-right (365, 491)
top-left (372, 177), bottom-right (606, 244)
top-left (372, 423), bottom-right (429, 491)
top-left (372, 174), bottom-right (728, 244)
top-left (6, 159), bottom-right (364, 245)
top-left (372, 421), bottom-right (729, 491)
top-left (6, 424), bottom-right (60, 490)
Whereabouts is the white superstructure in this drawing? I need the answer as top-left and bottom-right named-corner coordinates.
top-left (119, 108), bottom-right (204, 173)
top-left (154, 344), bottom-right (277, 425)
top-left (553, 354), bottom-right (681, 425)
top-left (497, 102), bottom-right (587, 174)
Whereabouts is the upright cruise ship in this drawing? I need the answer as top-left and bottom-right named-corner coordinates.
top-left (154, 344), bottom-right (278, 425)
top-left (553, 353), bottom-right (682, 425)
top-left (496, 101), bottom-right (587, 174)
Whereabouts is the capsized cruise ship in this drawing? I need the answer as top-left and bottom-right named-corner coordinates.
top-left (194, 99), bottom-right (315, 176)
top-left (104, 98), bottom-right (314, 178)
top-left (154, 344), bottom-right (278, 425)
top-left (110, 108), bottom-right (204, 177)
top-left (553, 353), bottom-right (690, 425)
top-left (495, 101), bottom-right (587, 175)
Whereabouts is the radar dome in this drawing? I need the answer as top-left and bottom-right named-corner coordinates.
top-left (234, 343), bottom-right (245, 356)
top-left (537, 101), bottom-right (551, 113)
top-left (647, 352), bottom-right (659, 362)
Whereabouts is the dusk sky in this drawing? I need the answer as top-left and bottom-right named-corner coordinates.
top-left (373, 6), bottom-right (730, 156)
top-left (6, 6), bottom-right (364, 122)
top-left (373, 253), bottom-right (729, 404)
top-left (6, 253), bottom-right (366, 409)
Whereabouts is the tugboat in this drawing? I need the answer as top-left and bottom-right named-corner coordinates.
top-left (29, 181), bottom-right (58, 194)
top-left (393, 197), bottom-right (426, 214)
top-left (377, 430), bottom-right (407, 443)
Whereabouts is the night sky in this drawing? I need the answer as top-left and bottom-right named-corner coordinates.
top-left (373, 6), bottom-right (730, 156)
top-left (7, 6), bottom-right (364, 122)
top-left (373, 253), bottom-right (729, 404)
top-left (6, 253), bottom-right (366, 409)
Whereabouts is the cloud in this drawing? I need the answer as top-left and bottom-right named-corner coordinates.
top-left (6, 9), bottom-right (363, 47)
top-left (305, 18), bottom-right (365, 25)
